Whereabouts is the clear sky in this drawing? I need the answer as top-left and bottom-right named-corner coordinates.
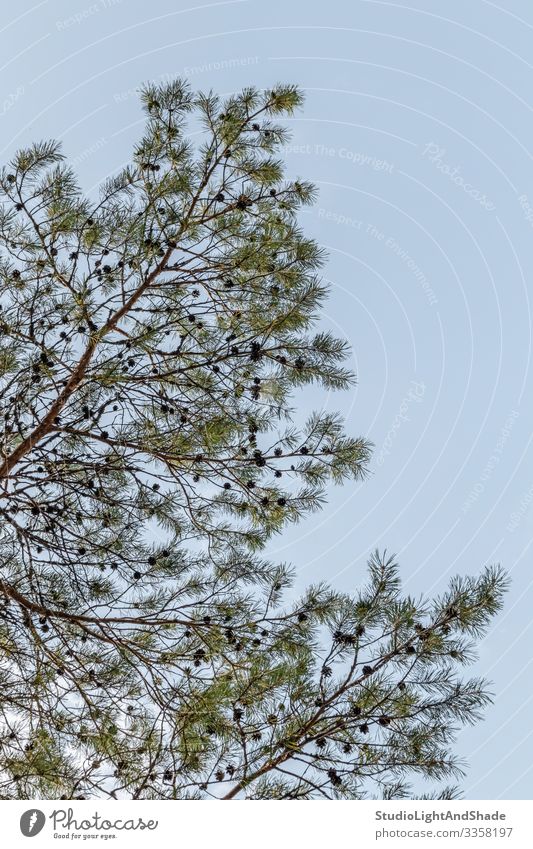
top-left (2, 0), bottom-right (533, 799)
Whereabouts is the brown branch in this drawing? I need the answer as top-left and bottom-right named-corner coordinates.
top-left (0, 247), bottom-right (174, 481)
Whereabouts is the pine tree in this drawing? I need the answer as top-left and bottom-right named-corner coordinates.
top-left (0, 79), bottom-right (507, 800)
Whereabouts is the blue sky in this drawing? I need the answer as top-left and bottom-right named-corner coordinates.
top-left (2, 0), bottom-right (533, 799)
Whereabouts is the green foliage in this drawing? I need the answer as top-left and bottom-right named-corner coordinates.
top-left (0, 79), bottom-right (506, 800)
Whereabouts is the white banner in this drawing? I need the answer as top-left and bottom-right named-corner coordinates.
top-left (1, 800), bottom-right (530, 848)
